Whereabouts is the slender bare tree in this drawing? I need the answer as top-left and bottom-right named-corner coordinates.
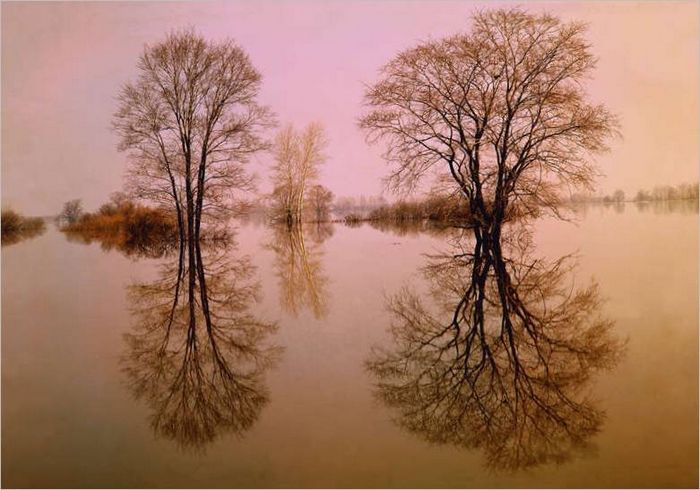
top-left (360, 8), bottom-right (618, 234)
top-left (269, 123), bottom-right (327, 224)
top-left (269, 125), bottom-right (299, 225)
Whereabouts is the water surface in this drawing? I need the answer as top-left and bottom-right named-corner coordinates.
top-left (2, 204), bottom-right (697, 488)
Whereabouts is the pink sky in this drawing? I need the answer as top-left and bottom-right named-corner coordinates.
top-left (2, 1), bottom-right (698, 215)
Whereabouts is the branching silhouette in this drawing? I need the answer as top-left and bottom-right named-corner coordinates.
top-left (360, 8), bottom-right (619, 228)
top-left (113, 29), bottom-right (274, 243)
top-left (367, 225), bottom-right (624, 471)
top-left (122, 237), bottom-right (279, 450)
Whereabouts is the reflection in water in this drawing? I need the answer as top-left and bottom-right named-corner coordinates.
top-left (634, 199), bottom-right (699, 215)
top-left (63, 228), bottom-right (177, 259)
top-left (368, 225), bottom-right (625, 471)
top-left (122, 237), bottom-right (279, 449)
top-left (1, 219), bottom-right (46, 247)
top-left (266, 223), bottom-right (332, 319)
top-left (569, 199), bottom-right (699, 217)
top-left (366, 219), bottom-right (458, 238)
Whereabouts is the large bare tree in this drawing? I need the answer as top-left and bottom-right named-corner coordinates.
top-left (360, 8), bottom-right (618, 235)
top-left (114, 30), bottom-right (273, 326)
top-left (113, 29), bottom-right (273, 242)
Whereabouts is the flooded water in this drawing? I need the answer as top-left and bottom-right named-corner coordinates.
top-left (2, 203), bottom-right (698, 488)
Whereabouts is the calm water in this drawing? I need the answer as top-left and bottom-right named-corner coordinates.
top-left (2, 204), bottom-right (698, 488)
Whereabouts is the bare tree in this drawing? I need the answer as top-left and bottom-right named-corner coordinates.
top-left (360, 8), bottom-right (618, 235)
top-left (306, 184), bottom-right (334, 222)
top-left (57, 199), bottom-right (84, 226)
top-left (114, 30), bottom-right (273, 334)
top-left (113, 29), bottom-right (273, 243)
top-left (269, 123), bottom-right (327, 224)
top-left (612, 189), bottom-right (625, 202)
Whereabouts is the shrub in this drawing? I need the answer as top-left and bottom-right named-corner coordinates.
top-left (2, 209), bottom-right (46, 245)
top-left (61, 199), bottom-right (178, 258)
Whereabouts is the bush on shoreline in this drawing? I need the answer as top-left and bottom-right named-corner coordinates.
top-left (335, 193), bottom-right (472, 225)
top-left (60, 199), bottom-right (178, 257)
top-left (1, 209), bottom-right (46, 245)
top-left (63, 201), bottom-right (176, 236)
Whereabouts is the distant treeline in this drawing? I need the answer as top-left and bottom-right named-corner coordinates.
top-left (572, 198), bottom-right (698, 216)
top-left (49, 180), bottom-right (699, 246)
top-left (332, 195), bottom-right (389, 218)
top-left (570, 183), bottom-right (699, 204)
top-left (334, 193), bottom-right (469, 225)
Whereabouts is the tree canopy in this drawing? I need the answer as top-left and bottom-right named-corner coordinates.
top-left (113, 29), bottom-right (273, 239)
top-left (360, 8), bottom-right (618, 229)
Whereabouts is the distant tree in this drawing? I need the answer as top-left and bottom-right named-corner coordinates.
top-left (306, 185), bottom-right (334, 222)
top-left (612, 190), bottom-right (625, 202)
top-left (677, 183), bottom-right (696, 200)
top-left (634, 190), bottom-right (651, 202)
top-left (360, 8), bottom-right (618, 234)
top-left (98, 192), bottom-right (132, 216)
top-left (269, 123), bottom-right (327, 224)
top-left (58, 199), bottom-right (84, 226)
top-left (332, 196), bottom-right (358, 216)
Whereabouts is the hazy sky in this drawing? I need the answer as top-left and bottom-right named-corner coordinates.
top-left (2, 1), bottom-right (698, 215)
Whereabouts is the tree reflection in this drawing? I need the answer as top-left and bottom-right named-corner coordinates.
top-left (1, 214), bottom-right (46, 247)
top-left (266, 223), bottom-right (331, 319)
top-left (63, 228), bottom-right (177, 259)
top-left (1, 223), bottom-right (46, 247)
top-left (634, 199), bottom-right (699, 215)
top-left (366, 219), bottom-right (457, 238)
top-left (122, 237), bottom-right (279, 450)
top-left (367, 225), bottom-right (625, 471)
